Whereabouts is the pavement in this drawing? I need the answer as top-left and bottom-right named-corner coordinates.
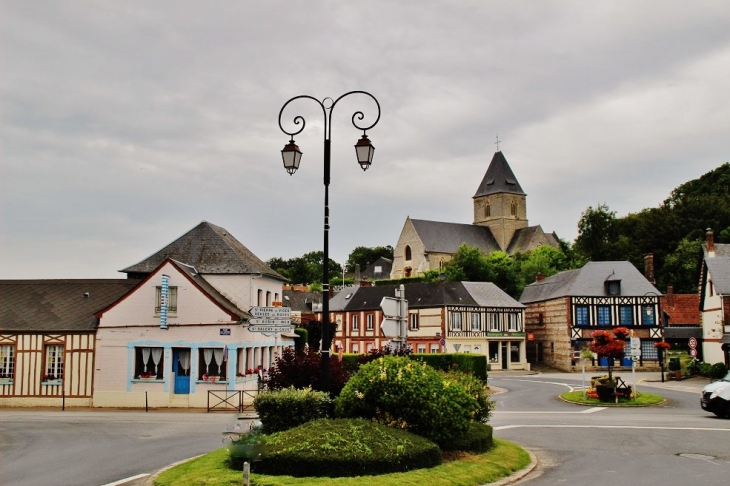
top-left (487, 366), bottom-right (712, 394)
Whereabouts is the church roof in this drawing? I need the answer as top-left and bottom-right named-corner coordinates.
top-left (410, 219), bottom-right (501, 255)
top-left (120, 221), bottom-right (286, 281)
top-left (506, 226), bottom-right (560, 254)
top-left (473, 151), bottom-right (526, 198)
top-left (520, 261), bottom-right (661, 303)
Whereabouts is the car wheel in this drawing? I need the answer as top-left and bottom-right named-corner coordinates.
top-left (712, 404), bottom-right (730, 418)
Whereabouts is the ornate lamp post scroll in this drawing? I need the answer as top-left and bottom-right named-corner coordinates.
top-left (278, 91), bottom-right (380, 391)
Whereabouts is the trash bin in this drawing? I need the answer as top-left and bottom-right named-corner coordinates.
top-left (668, 357), bottom-right (680, 372)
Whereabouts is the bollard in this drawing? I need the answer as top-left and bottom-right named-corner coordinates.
top-left (243, 461), bottom-right (250, 486)
top-left (145, 391), bottom-right (149, 412)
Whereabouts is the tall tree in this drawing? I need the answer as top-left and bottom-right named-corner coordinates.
top-left (574, 203), bottom-right (619, 262)
top-left (346, 246), bottom-right (394, 272)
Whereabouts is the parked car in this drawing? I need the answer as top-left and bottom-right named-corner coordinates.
top-left (701, 371), bottom-right (730, 418)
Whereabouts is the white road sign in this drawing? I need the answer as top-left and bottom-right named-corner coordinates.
top-left (249, 318), bottom-right (291, 326)
top-left (249, 307), bottom-right (291, 318)
top-left (248, 325), bottom-right (292, 333)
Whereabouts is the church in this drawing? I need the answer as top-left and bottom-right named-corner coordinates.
top-left (390, 151), bottom-right (560, 279)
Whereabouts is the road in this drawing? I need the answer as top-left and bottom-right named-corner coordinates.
top-left (0, 410), bottom-right (243, 486)
top-left (489, 373), bottom-right (730, 485)
top-left (0, 372), bottom-right (728, 486)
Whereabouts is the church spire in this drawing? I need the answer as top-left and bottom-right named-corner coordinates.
top-left (473, 151), bottom-right (526, 198)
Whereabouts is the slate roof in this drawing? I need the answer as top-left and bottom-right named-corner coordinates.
top-left (662, 294), bottom-right (700, 326)
top-left (283, 289), bottom-right (323, 313)
top-left (519, 261), bottom-right (661, 304)
top-left (330, 281), bottom-right (523, 312)
top-left (713, 243), bottom-right (730, 258)
top-left (473, 151), bottom-right (526, 198)
top-left (0, 279), bottom-right (138, 332)
top-left (361, 257), bottom-right (393, 280)
top-left (120, 221), bottom-right (286, 281)
top-left (410, 219), bottom-right (501, 254)
top-left (705, 256), bottom-right (730, 295)
top-left (506, 226), bottom-right (560, 254)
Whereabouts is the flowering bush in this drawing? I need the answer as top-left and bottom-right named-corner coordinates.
top-left (654, 341), bottom-right (672, 351)
top-left (590, 327), bottom-right (630, 380)
top-left (334, 356), bottom-right (479, 446)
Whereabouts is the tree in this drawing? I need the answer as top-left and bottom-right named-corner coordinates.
top-left (659, 237), bottom-right (703, 293)
top-left (443, 243), bottom-right (489, 281)
top-left (346, 246), bottom-right (394, 272)
top-left (574, 203), bottom-right (619, 262)
top-left (518, 245), bottom-right (569, 288)
top-left (589, 327), bottom-right (630, 382)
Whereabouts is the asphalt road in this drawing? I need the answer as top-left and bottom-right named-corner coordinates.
top-left (1, 373), bottom-right (728, 486)
top-left (489, 374), bottom-right (730, 485)
top-left (0, 410), bottom-right (242, 486)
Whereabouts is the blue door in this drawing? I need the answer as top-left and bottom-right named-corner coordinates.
top-left (173, 349), bottom-right (191, 394)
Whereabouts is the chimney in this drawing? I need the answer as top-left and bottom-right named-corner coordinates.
top-left (666, 285), bottom-right (674, 308)
top-left (644, 254), bottom-right (655, 284)
top-left (535, 272), bottom-right (545, 282)
top-left (355, 264), bottom-right (361, 282)
top-left (707, 228), bottom-right (715, 256)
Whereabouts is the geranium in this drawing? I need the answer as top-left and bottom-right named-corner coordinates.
top-left (653, 341), bottom-right (672, 351)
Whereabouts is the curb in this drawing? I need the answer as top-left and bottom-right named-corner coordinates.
top-left (485, 448), bottom-right (538, 486)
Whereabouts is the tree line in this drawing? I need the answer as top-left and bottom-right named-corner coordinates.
top-left (268, 163), bottom-right (730, 296)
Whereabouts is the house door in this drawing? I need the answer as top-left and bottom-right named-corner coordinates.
top-left (501, 342), bottom-right (509, 370)
top-left (173, 348), bottom-right (191, 394)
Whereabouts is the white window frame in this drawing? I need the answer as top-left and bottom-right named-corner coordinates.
top-left (366, 314), bottom-right (374, 331)
top-left (430, 344), bottom-right (439, 354)
top-left (352, 315), bottom-right (359, 332)
top-left (155, 286), bottom-right (178, 314)
top-left (352, 343), bottom-right (359, 353)
top-left (45, 345), bottom-right (64, 381)
top-left (489, 314), bottom-right (500, 331)
top-left (452, 312), bottom-right (462, 331)
top-left (409, 313), bottom-right (419, 330)
top-left (417, 344), bottom-right (427, 354)
top-left (0, 345), bottom-right (15, 380)
top-left (508, 313), bottom-right (519, 331)
top-left (471, 313), bottom-right (481, 331)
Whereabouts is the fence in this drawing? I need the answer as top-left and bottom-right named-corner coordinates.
top-left (207, 389), bottom-right (260, 413)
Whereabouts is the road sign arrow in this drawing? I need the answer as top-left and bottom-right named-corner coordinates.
top-left (249, 318), bottom-right (291, 326)
top-left (249, 307), bottom-right (291, 319)
top-left (380, 317), bottom-right (399, 338)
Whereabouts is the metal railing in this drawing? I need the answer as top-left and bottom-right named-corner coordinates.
top-left (207, 389), bottom-right (260, 413)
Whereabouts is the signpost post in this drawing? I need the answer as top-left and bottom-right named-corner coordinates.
top-left (630, 336), bottom-right (641, 400)
top-left (380, 284), bottom-right (407, 351)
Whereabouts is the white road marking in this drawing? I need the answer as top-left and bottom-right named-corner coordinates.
top-left (100, 473), bottom-right (150, 486)
top-left (493, 407), bottom-right (606, 414)
top-left (494, 424), bottom-right (730, 432)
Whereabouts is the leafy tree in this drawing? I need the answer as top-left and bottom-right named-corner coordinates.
top-left (574, 203), bottom-right (619, 261)
top-left (346, 246), bottom-right (394, 272)
top-left (589, 327), bottom-right (630, 381)
top-left (519, 245), bottom-right (569, 287)
top-left (266, 251), bottom-right (344, 285)
top-left (484, 251), bottom-right (519, 297)
top-left (660, 237), bottom-right (703, 293)
top-left (443, 243), bottom-right (489, 281)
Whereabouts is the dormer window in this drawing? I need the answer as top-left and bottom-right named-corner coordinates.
top-left (605, 279), bottom-right (621, 296)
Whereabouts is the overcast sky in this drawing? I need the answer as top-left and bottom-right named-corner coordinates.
top-left (2, 1), bottom-right (729, 279)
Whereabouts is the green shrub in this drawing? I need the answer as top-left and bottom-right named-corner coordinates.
top-left (334, 356), bottom-right (478, 446)
top-left (698, 362), bottom-right (713, 377)
top-left (441, 369), bottom-right (494, 423)
top-left (257, 418), bottom-right (442, 477)
top-left (226, 427), bottom-right (264, 470)
top-left (253, 387), bottom-right (331, 434)
top-left (411, 353), bottom-right (488, 381)
top-left (293, 327), bottom-right (308, 355)
top-left (710, 362), bottom-right (728, 379)
top-left (440, 422), bottom-right (494, 453)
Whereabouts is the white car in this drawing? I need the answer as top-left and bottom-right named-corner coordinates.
top-left (701, 371), bottom-right (730, 418)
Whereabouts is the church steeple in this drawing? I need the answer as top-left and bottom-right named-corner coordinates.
top-left (473, 151), bottom-right (528, 250)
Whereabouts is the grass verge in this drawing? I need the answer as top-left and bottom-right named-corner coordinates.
top-left (560, 390), bottom-right (665, 406)
top-left (153, 438), bottom-right (530, 486)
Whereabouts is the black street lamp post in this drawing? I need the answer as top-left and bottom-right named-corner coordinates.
top-left (278, 91), bottom-right (381, 391)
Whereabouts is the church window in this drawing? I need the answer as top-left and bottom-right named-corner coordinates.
top-left (510, 200), bottom-right (516, 216)
top-left (485, 202), bottom-right (491, 217)
top-left (405, 245), bottom-right (412, 261)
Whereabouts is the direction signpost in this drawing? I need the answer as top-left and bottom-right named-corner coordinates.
top-left (380, 284), bottom-right (408, 350)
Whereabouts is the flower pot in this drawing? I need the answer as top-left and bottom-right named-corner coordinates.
top-left (598, 357), bottom-right (610, 366)
top-left (595, 385), bottom-right (614, 402)
top-left (621, 357), bottom-right (633, 367)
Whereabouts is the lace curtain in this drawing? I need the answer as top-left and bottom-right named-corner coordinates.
top-left (213, 348), bottom-right (224, 375)
top-left (151, 348), bottom-right (162, 374)
top-left (203, 348), bottom-right (213, 374)
top-left (178, 349), bottom-right (190, 376)
top-left (142, 347), bottom-right (151, 373)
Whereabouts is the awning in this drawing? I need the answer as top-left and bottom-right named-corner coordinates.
top-left (664, 326), bottom-right (703, 339)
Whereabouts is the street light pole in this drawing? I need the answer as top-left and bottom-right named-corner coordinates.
top-left (278, 91), bottom-right (380, 392)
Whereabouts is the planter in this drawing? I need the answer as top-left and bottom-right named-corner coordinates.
top-left (598, 357), bottom-right (610, 366)
top-left (621, 357), bottom-right (633, 367)
top-left (138, 376), bottom-right (158, 380)
top-left (595, 385), bottom-right (614, 402)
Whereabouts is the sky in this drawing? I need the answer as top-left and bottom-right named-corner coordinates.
top-left (2, 1), bottom-right (729, 279)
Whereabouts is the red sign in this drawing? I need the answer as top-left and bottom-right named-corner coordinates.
top-left (527, 333), bottom-right (535, 341)
top-left (688, 337), bottom-right (698, 349)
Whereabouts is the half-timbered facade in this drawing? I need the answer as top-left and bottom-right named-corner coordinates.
top-left (0, 279), bottom-right (137, 407)
top-left (520, 261), bottom-right (663, 371)
top-left (326, 281), bottom-right (529, 370)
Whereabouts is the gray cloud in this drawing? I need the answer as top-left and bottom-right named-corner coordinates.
top-left (2, 1), bottom-right (729, 278)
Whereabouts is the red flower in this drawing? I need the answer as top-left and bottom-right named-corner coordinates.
top-left (654, 341), bottom-right (671, 350)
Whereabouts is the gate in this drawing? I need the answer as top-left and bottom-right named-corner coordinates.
top-left (207, 389), bottom-right (260, 413)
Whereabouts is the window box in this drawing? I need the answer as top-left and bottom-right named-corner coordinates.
top-left (42, 380), bottom-right (62, 385)
top-left (0, 378), bottom-right (13, 384)
top-left (138, 376), bottom-right (159, 380)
